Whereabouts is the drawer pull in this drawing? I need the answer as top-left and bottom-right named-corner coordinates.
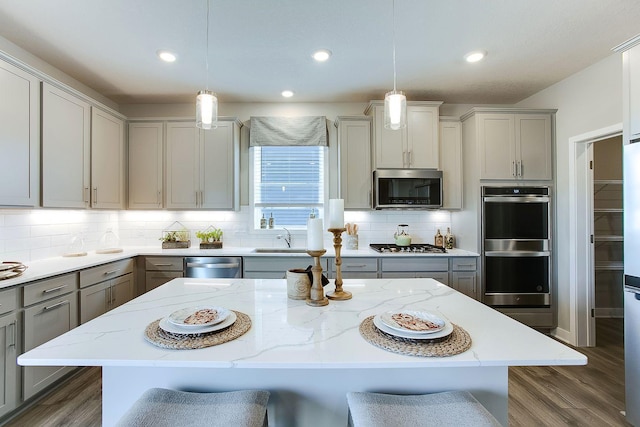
top-left (43, 284), bottom-right (67, 294)
top-left (345, 264), bottom-right (368, 268)
top-left (103, 270), bottom-right (119, 275)
top-left (43, 300), bottom-right (69, 311)
top-left (153, 263), bottom-right (173, 267)
top-left (456, 264), bottom-right (475, 268)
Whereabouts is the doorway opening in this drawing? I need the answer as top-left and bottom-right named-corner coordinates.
top-left (568, 123), bottom-right (622, 347)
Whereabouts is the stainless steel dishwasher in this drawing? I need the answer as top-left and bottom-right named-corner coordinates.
top-left (184, 257), bottom-right (242, 278)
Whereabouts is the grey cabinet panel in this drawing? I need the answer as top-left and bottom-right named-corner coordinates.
top-left (0, 312), bottom-right (18, 417)
top-left (23, 294), bottom-right (78, 400)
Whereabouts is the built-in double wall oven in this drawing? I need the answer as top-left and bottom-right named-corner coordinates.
top-left (482, 186), bottom-right (551, 307)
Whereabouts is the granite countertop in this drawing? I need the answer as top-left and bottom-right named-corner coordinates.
top-left (18, 277), bottom-right (586, 369)
top-left (0, 246), bottom-right (480, 289)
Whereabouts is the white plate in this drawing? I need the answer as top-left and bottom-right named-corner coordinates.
top-left (159, 311), bottom-right (237, 335)
top-left (373, 314), bottom-right (453, 340)
top-left (380, 310), bottom-right (446, 334)
top-left (168, 306), bottom-right (230, 328)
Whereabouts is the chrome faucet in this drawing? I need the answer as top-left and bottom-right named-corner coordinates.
top-left (277, 228), bottom-right (292, 248)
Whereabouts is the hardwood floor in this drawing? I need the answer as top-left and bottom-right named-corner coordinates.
top-left (2, 319), bottom-right (629, 426)
top-left (509, 318), bottom-right (630, 426)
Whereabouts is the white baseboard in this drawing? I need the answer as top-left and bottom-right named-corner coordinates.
top-left (550, 326), bottom-right (575, 346)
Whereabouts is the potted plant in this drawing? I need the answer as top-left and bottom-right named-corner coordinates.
top-left (196, 226), bottom-right (223, 249)
top-left (160, 222), bottom-right (191, 249)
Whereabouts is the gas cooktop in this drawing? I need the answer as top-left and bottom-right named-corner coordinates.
top-left (369, 243), bottom-right (447, 253)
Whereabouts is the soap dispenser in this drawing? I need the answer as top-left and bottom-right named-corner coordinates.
top-left (260, 214), bottom-right (267, 229)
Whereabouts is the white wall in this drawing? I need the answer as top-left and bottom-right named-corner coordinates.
top-left (515, 53), bottom-right (623, 337)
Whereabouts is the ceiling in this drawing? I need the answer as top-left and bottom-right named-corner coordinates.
top-left (0, 0), bottom-right (639, 106)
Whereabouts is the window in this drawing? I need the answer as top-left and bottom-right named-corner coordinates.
top-left (252, 146), bottom-right (326, 229)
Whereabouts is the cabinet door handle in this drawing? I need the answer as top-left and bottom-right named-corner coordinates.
top-left (8, 321), bottom-right (16, 348)
top-left (84, 187), bottom-right (90, 203)
top-left (408, 150), bottom-right (413, 167)
top-left (43, 284), bottom-right (67, 294)
top-left (157, 191), bottom-right (161, 207)
top-left (109, 284), bottom-right (114, 305)
top-left (94, 187), bottom-right (98, 204)
top-left (43, 300), bottom-right (69, 311)
top-left (200, 191), bottom-right (204, 206)
top-left (512, 161), bottom-right (517, 177)
top-left (517, 161), bottom-right (523, 177)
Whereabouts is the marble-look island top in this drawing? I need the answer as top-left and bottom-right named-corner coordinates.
top-left (18, 278), bottom-right (586, 369)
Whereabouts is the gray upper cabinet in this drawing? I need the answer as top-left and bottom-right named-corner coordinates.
top-left (462, 109), bottom-right (554, 181)
top-left (128, 122), bottom-right (164, 209)
top-left (440, 118), bottom-right (462, 210)
top-left (91, 108), bottom-right (125, 209)
top-left (0, 60), bottom-right (39, 207)
top-left (42, 83), bottom-right (91, 208)
top-left (335, 116), bottom-right (372, 209)
top-left (166, 119), bottom-right (240, 210)
top-left (366, 101), bottom-right (442, 170)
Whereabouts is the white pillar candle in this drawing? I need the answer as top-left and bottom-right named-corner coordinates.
top-left (307, 218), bottom-right (324, 251)
top-left (328, 199), bottom-right (344, 229)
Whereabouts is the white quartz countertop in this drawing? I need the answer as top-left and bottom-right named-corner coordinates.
top-left (0, 246), bottom-right (479, 289)
top-left (18, 278), bottom-right (586, 369)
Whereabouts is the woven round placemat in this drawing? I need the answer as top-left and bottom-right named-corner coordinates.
top-left (359, 316), bottom-right (472, 357)
top-left (144, 310), bottom-right (251, 350)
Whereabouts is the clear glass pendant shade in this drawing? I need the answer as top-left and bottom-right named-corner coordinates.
top-left (196, 90), bottom-right (218, 130)
top-left (384, 90), bottom-right (406, 130)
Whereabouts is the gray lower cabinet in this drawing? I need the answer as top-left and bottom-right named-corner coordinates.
top-left (0, 289), bottom-right (18, 418)
top-left (328, 257), bottom-right (378, 279)
top-left (79, 273), bottom-right (134, 324)
top-left (243, 257), bottom-right (326, 279)
top-left (22, 273), bottom-right (78, 401)
top-left (379, 258), bottom-right (450, 285)
top-left (144, 257), bottom-right (184, 292)
top-left (79, 259), bottom-right (134, 324)
top-left (450, 258), bottom-right (478, 299)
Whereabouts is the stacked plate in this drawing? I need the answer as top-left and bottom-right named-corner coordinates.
top-left (0, 262), bottom-right (27, 280)
top-left (373, 310), bottom-right (453, 340)
top-left (159, 306), bottom-right (236, 335)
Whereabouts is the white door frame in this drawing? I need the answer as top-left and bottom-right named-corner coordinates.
top-left (568, 123), bottom-right (622, 347)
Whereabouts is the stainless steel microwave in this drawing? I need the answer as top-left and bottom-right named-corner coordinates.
top-left (373, 169), bottom-right (443, 209)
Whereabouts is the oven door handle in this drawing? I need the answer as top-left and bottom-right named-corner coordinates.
top-left (484, 251), bottom-right (550, 257)
top-left (483, 196), bottom-right (550, 203)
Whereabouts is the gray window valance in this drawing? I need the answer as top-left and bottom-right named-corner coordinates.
top-left (249, 116), bottom-right (327, 146)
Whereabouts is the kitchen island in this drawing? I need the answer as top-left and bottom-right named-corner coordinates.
top-left (18, 278), bottom-right (585, 426)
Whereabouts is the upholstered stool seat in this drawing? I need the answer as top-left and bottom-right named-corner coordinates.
top-left (346, 390), bottom-right (501, 427)
top-left (115, 388), bottom-right (270, 427)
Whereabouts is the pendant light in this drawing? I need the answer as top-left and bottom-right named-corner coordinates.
top-left (196, 0), bottom-right (217, 130)
top-left (384, 0), bottom-right (406, 131)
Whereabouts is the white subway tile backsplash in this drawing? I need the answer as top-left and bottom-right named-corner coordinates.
top-left (0, 207), bottom-right (452, 261)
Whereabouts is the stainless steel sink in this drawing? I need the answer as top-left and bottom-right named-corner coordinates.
top-left (252, 248), bottom-right (308, 254)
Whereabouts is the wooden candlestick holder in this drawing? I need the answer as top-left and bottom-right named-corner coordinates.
top-left (306, 249), bottom-right (329, 307)
top-left (327, 228), bottom-right (352, 301)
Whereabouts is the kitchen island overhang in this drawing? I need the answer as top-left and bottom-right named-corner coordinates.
top-left (18, 278), bottom-right (586, 426)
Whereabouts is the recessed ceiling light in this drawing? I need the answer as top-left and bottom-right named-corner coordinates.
top-left (157, 50), bottom-right (177, 63)
top-left (464, 50), bottom-right (486, 63)
top-left (281, 90), bottom-right (295, 98)
top-left (312, 49), bottom-right (332, 62)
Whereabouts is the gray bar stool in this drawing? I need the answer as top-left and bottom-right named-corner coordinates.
top-left (346, 391), bottom-right (501, 427)
top-left (115, 388), bottom-right (270, 427)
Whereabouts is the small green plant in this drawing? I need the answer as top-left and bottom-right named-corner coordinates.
top-left (160, 230), bottom-right (190, 242)
top-left (196, 227), bottom-right (223, 242)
